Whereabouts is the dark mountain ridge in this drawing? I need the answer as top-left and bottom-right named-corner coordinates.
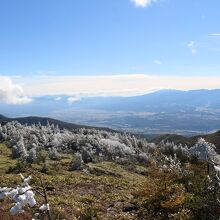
top-left (0, 114), bottom-right (113, 132)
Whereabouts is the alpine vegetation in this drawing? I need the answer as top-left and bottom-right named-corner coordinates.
top-left (0, 121), bottom-right (155, 165)
top-left (1, 121), bottom-right (220, 219)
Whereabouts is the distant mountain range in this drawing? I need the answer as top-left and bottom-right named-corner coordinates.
top-left (1, 89), bottom-right (220, 135)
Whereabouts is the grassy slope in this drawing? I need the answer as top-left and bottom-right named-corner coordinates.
top-left (0, 143), bottom-right (150, 219)
top-left (0, 144), bottom-right (17, 172)
top-left (0, 143), bottom-right (211, 220)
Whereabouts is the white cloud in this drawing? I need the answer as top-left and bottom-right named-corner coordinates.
top-left (187, 41), bottom-right (197, 54)
top-left (67, 96), bottom-right (81, 105)
top-left (17, 74), bottom-right (220, 99)
top-left (154, 59), bottom-right (162, 65)
top-left (209, 33), bottom-right (220, 36)
top-left (131, 0), bottom-right (156, 8)
top-left (0, 76), bottom-right (32, 105)
top-left (54, 97), bottom-right (62, 101)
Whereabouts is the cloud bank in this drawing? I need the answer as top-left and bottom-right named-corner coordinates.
top-left (18, 74), bottom-right (220, 99)
top-left (0, 74), bottom-right (219, 106)
top-left (0, 76), bottom-right (32, 105)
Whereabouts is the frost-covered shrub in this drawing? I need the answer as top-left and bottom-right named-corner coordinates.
top-left (135, 152), bottom-right (149, 164)
top-left (0, 121), bottom-right (219, 169)
top-left (27, 147), bottom-right (37, 163)
top-left (12, 137), bottom-right (28, 160)
top-left (48, 147), bottom-right (60, 161)
top-left (159, 141), bottom-right (190, 162)
top-left (189, 138), bottom-right (217, 162)
top-left (0, 121), bottom-right (158, 164)
top-left (159, 154), bottom-right (182, 174)
top-left (99, 138), bottom-right (136, 159)
top-left (81, 146), bottom-right (93, 163)
top-left (70, 153), bottom-right (83, 171)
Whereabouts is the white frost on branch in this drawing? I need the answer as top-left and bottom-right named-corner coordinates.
top-left (0, 174), bottom-right (36, 215)
top-left (214, 165), bottom-right (220, 173)
top-left (0, 174), bottom-right (50, 216)
top-left (39, 203), bottom-right (50, 211)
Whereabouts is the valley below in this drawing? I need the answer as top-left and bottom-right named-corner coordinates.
top-left (50, 108), bottom-right (220, 136)
top-left (2, 89), bottom-right (220, 136)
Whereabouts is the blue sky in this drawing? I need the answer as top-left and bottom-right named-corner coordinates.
top-left (0, 0), bottom-right (219, 76)
top-left (0, 0), bottom-right (220, 104)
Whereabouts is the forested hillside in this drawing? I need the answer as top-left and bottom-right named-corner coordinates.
top-left (1, 121), bottom-right (220, 219)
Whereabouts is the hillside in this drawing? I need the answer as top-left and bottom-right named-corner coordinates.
top-left (2, 114), bottom-right (220, 154)
top-left (152, 130), bottom-right (220, 153)
top-left (1, 121), bottom-right (220, 219)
